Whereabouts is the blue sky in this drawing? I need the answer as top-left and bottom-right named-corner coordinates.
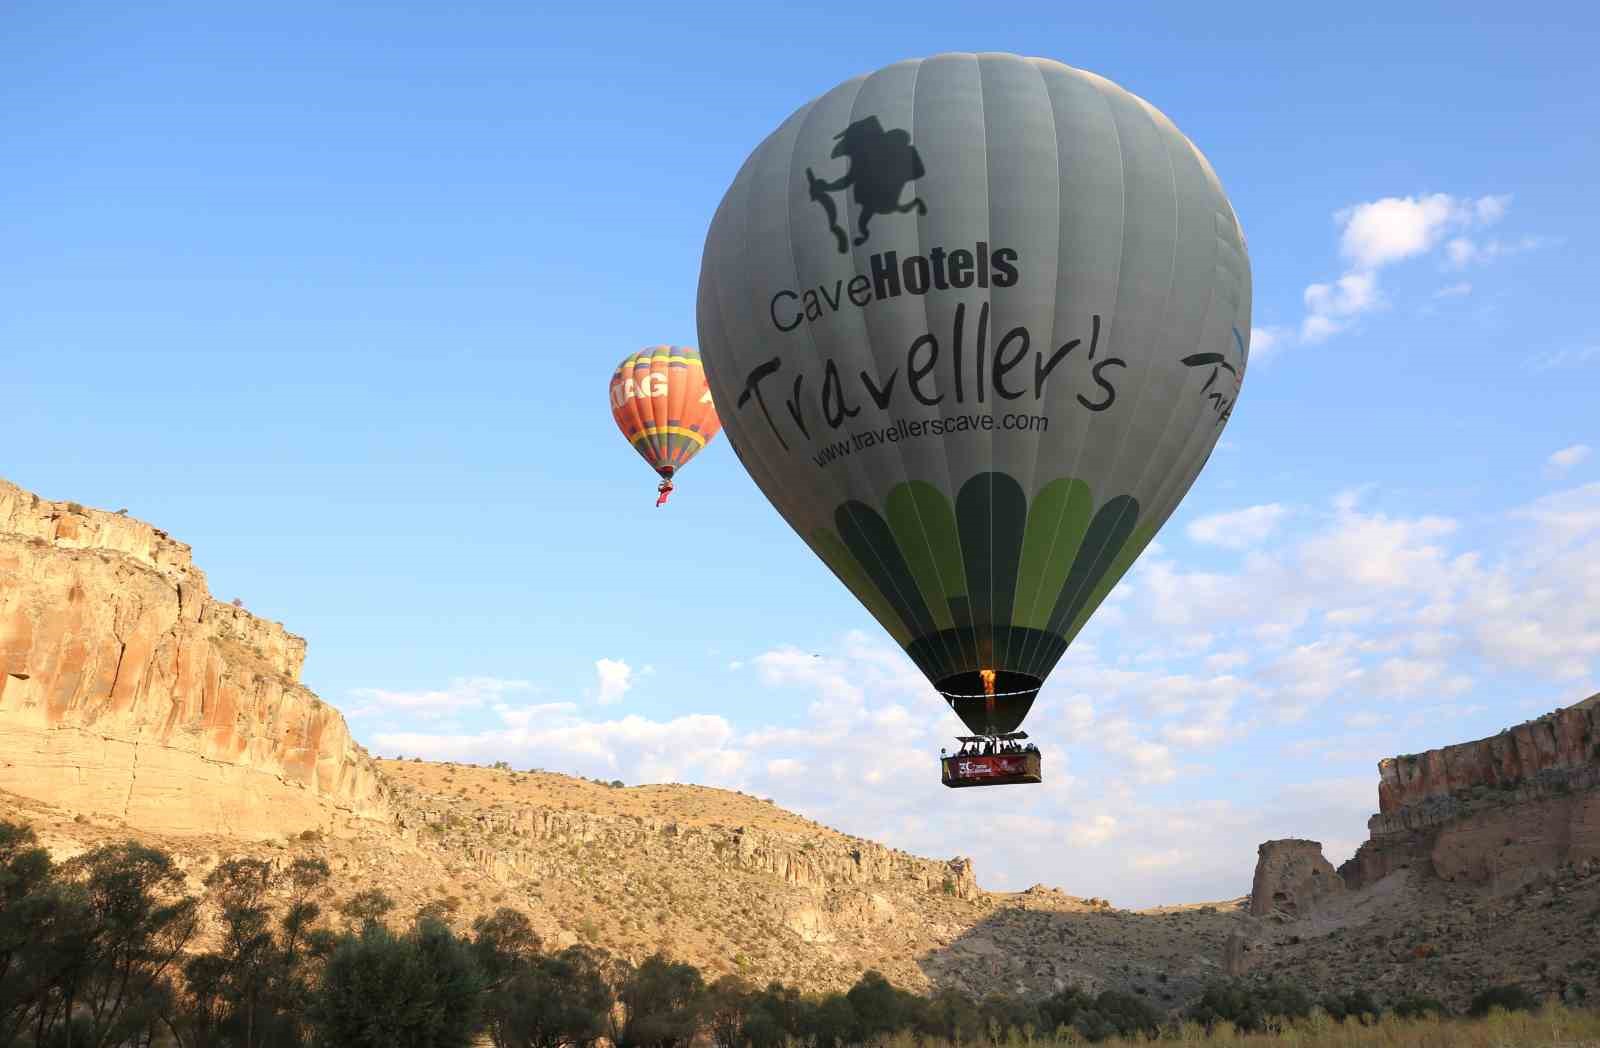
top-left (5, 2), bottom-right (1598, 906)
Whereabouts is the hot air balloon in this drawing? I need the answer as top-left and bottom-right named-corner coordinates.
top-left (609, 345), bottom-right (722, 506)
top-left (696, 54), bottom-right (1250, 784)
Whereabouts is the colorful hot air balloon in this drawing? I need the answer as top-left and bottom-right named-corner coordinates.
top-left (697, 54), bottom-right (1250, 748)
top-left (609, 345), bottom-right (722, 506)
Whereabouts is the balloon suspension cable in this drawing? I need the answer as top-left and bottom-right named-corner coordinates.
top-left (655, 478), bottom-right (674, 508)
top-left (937, 684), bottom-right (1040, 700)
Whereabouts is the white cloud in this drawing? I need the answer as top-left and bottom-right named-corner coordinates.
top-left (1445, 234), bottom-right (1550, 270)
top-left (378, 707), bottom-right (740, 784)
top-left (1301, 271), bottom-right (1380, 342)
top-left (1187, 503), bottom-right (1288, 550)
top-left (1547, 444), bottom-right (1592, 474)
top-left (1517, 482), bottom-right (1600, 547)
top-left (1068, 814), bottom-right (1119, 846)
top-left (1298, 508), bottom-right (1457, 591)
top-left (594, 658), bottom-right (634, 705)
top-left (348, 677), bottom-right (533, 721)
top-left (1335, 193), bottom-right (1488, 270)
top-left (1248, 326), bottom-right (1291, 357)
top-left (1292, 193), bottom-right (1529, 347)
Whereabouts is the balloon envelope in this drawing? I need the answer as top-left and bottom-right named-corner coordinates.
top-left (697, 54), bottom-right (1251, 735)
top-left (609, 345), bottom-right (722, 497)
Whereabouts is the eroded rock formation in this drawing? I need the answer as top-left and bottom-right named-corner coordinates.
top-left (1339, 694), bottom-right (1600, 890)
top-left (0, 478), bottom-right (387, 836)
top-left (1249, 838), bottom-right (1344, 917)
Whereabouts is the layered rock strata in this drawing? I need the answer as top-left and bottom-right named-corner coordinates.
top-left (1339, 695), bottom-right (1600, 890)
top-left (0, 478), bottom-right (387, 835)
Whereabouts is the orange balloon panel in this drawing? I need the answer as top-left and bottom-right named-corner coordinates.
top-left (609, 345), bottom-right (722, 480)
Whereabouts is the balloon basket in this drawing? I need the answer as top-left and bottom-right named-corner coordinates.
top-left (940, 735), bottom-right (1042, 788)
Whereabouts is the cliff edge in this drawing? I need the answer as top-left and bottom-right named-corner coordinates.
top-left (0, 478), bottom-right (388, 835)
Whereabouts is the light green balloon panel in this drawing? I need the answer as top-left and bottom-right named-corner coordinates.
top-left (808, 470), bottom-right (1157, 733)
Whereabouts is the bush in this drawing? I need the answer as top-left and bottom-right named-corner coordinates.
top-left (1185, 979), bottom-right (1313, 1032)
top-left (311, 918), bottom-right (484, 1047)
top-left (1468, 982), bottom-right (1539, 1017)
top-left (1391, 991), bottom-right (1447, 1018)
top-left (1320, 988), bottom-right (1380, 1023)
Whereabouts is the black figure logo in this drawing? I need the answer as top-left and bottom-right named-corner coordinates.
top-left (805, 116), bottom-right (927, 253)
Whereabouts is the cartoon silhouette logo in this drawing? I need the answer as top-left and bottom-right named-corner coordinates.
top-left (806, 116), bottom-right (927, 253)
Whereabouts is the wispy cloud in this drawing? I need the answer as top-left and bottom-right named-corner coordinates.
top-left (594, 658), bottom-right (633, 705)
top-left (1248, 326), bottom-right (1290, 358)
top-left (1547, 444), bottom-right (1592, 475)
top-left (1445, 234), bottom-right (1551, 270)
top-left (1186, 503), bottom-right (1289, 550)
top-left (348, 677), bottom-right (534, 721)
top-left (1271, 192), bottom-right (1539, 348)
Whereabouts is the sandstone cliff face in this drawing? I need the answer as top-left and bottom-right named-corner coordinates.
top-left (0, 479), bottom-right (387, 835)
top-left (1376, 695), bottom-right (1600, 815)
top-left (1338, 694), bottom-right (1600, 891)
top-left (1249, 839), bottom-right (1344, 917)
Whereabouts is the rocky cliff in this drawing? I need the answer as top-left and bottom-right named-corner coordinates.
top-left (0, 478), bottom-right (387, 835)
top-left (1339, 694), bottom-right (1600, 890)
top-left (1249, 839), bottom-right (1344, 918)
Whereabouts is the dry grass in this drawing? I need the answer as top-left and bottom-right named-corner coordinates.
top-left (915, 1005), bottom-right (1600, 1045)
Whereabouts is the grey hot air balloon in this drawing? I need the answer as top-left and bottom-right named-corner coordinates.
top-left (697, 53), bottom-right (1251, 776)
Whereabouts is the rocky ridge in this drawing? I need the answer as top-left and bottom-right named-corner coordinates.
top-left (1240, 693), bottom-right (1600, 1009)
top-left (1341, 695), bottom-right (1600, 890)
top-left (0, 478), bottom-right (387, 835)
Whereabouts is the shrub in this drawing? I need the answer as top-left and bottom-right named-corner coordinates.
top-left (1468, 982), bottom-right (1539, 1017)
top-left (1185, 979), bottom-right (1313, 1032)
top-left (1320, 989), bottom-right (1380, 1023)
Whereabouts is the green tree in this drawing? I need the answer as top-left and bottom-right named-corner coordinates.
top-left (1185, 980), bottom-right (1312, 1033)
top-left (921, 986), bottom-right (982, 1047)
top-left (0, 822), bottom-right (86, 1044)
top-left (1320, 988), bottom-right (1380, 1024)
top-left (610, 953), bottom-right (705, 1048)
top-left (805, 993), bottom-right (856, 1048)
top-left (37, 841), bottom-right (197, 1048)
top-left (1391, 991), bottom-right (1447, 1018)
top-left (845, 970), bottom-right (912, 1042)
top-left (337, 888), bottom-right (396, 930)
top-left (1468, 983), bottom-right (1538, 1017)
top-left (488, 944), bottom-right (612, 1048)
top-left (311, 918), bottom-right (485, 1048)
top-left (704, 975), bottom-right (753, 1048)
top-left (471, 908), bottom-right (542, 991)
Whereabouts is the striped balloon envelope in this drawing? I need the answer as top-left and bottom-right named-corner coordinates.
top-left (697, 54), bottom-right (1251, 736)
top-left (609, 345), bottom-right (723, 506)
